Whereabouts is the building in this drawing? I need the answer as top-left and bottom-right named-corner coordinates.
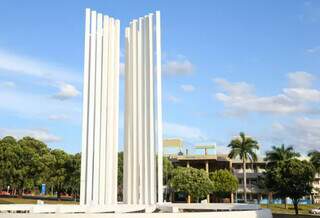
top-left (312, 173), bottom-right (320, 204)
top-left (167, 153), bottom-right (268, 203)
top-left (231, 159), bottom-right (268, 203)
top-left (167, 153), bottom-right (320, 204)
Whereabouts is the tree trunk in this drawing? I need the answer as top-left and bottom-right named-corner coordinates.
top-left (243, 160), bottom-right (247, 203)
top-left (293, 201), bottom-right (299, 215)
top-left (57, 191), bottom-right (61, 201)
top-left (284, 197), bottom-right (287, 209)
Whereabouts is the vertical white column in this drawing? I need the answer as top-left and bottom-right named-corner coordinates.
top-left (112, 19), bottom-right (120, 204)
top-left (144, 15), bottom-right (150, 205)
top-left (142, 17), bottom-right (149, 204)
top-left (106, 17), bottom-right (114, 205)
top-left (131, 20), bottom-right (138, 204)
top-left (93, 13), bottom-right (103, 205)
top-left (86, 10), bottom-right (97, 204)
top-left (81, 9), bottom-right (120, 206)
top-left (99, 15), bottom-right (109, 205)
top-left (155, 11), bottom-right (163, 204)
top-left (80, 8), bottom-right (91, 205)
top-left (123, 11), bottom-right (162, 206)
top-left (137, 18), bottom-right (143, 204)
top-left (123, 27), bottom-right (131, 204)
top-left (147, 13), bottom-right (156, 204)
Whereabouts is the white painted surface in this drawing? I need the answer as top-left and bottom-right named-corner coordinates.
top-left (80, 8), bottom-right (91, 206)
top-left (0, 205), bottom-right (272, 218)
top-left (123, 11), bottom-right (163, 206)
top-left (158, 203), bottom-right (260, 211)
top-left (80, 8), bottom-right (120, 205)
top-left (155, 11), bottom-right (163, 204)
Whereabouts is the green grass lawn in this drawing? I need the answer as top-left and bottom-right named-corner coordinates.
top-left (0, 197), bottom-right (78, 205)
top-left (261, 204), bottom-right (320, 215)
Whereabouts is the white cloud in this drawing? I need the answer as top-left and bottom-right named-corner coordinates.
top-left (270, 117), bottom-right (320, 151)
top-left (0, 128), bottom-right (61, 143)
top-left (0, 89), bottom-right (81, 122)
top-left (163, 122), bottom-right (207, 142)
top-left (180, 84), bottom-right (195, 92)
top-left (283, 88), bottom-right (320, 102)
top-left (300, 2), bottom-right (320, 23)
top-left (0, 49), bottom-right (81, 84)
top-left (0, 81), bottom-right (15, 88)
top-left (163, 59), bottom-right (194, 75)
top-left (213, 78), bottom-right (254, 98)
top-left (48, 114), bottom-right (69, 121)
top-left (287, 71), bottom-right (315, 88)
top-left (53, 83), bottom-right (80, 100)
top-left (306, 46), bottom-right (320, 54)
top-left (213, 73), bottom-right (320, 116)
top-left (167, 95), bottom-right (181, 103)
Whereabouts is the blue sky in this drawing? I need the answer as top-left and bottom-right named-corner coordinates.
top-left (0, 0), bottom-right (319, 155)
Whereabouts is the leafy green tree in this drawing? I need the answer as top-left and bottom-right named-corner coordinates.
top-left (17, 137), bottom-right (50, 195)
top-left (65, 153), bottom-right (81, 199)
top-left (163, 157), bottom-right (174, 202)
top-left (118, 152), bottom-right (123, 201)
top-left (118, 152), bottom-right (123, 187)
top-left (0, 136), bottom-right (22, 193)
top-left (264, 144), bottom-right (300, 207)
top-left (48, 149), bottom-right (69, 199)
top-left (163, 157), bottom-right (174, 185)
top-left (0, 135), bottom-right (82, 200)
top-left (210, 169), bottom-right (238, 201)
top-left (264, 159), bottom-right (315, 215)
top-left (228, 132), bottom-right (259, 202)
top-left (265, 144), bottom-right (300, 163)
top-left (170, 167), bottom-right (213, 203)
top-left (308, 150), bottom-right (320, 172)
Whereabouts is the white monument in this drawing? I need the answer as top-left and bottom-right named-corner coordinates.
top-left (80, 8), bottom-right (120, 205)
top-left (79, 9), bottom-right (163, 206)
top-left (0, 8), bottom-right (271, 218)
top-left (123, 12), bottom-right (163, 205)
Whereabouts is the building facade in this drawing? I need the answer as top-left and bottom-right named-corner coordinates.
top-left (167, 154), bottom-right (268, 203)
top-left (167, 154), bottom-right (320, 204)
top-left (312, 173), bottom-right (320, 204)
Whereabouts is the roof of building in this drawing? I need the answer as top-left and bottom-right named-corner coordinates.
top-left (166, 153), bottom-right (267, 163)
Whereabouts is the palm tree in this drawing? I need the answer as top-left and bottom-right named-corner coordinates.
top-left (265, 144), bottom-right (300, 163)
top-left (265, 144), bottom-right (300, 208)
top-left (308, 150), bottom-right (320, 173)
top-left (228, 132), bottom-right (259, 203)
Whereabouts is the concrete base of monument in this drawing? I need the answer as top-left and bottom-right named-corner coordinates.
top-left (0, 203), bottom-right (272, 218)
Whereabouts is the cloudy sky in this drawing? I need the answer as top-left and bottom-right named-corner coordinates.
top-left (0, 0), bottom-right (319, 155)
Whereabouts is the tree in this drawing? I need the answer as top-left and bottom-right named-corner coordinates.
top-left (65, 153), bottom-right (81, 199)
top-left (0, 136), bottom-right (22, 194)
top-left (170, 167), bottom-right (213, 203)
top-left (228, 132), bottom-right (259, 202)
top-left (264, 159), bottom-right (315, 215)
top-left (265, 144), bottom-right (300, 163)
top-left (118, 152), bottom-right (123, 201)
top-left (118, 152), bottom-right (123, 187)
top-left (264, 144), bottom-right (300, 207)
top-left (210, 169), bottom-right (238, 202)
top-left (308, 150), bottom-right (320, 172)
top-left (0, 135), bottom-right (81, 199)
top-left (48, 149), bottom-right (69, 200)
top-left (163, 157), bottom-right (174, 185)
top-left (163, 157), bottom-right (174, 202)
top-left (17, 137), bottom-right (50, 195)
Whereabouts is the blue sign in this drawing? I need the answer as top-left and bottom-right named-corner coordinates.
top-left (41, 184), bottom-right (46, 195)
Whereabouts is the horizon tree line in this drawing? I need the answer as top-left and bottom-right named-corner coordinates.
top-left (0, 134), bottom-right (319, 214)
